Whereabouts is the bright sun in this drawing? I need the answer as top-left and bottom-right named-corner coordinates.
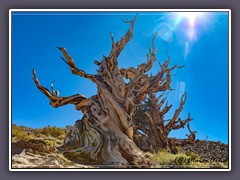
top-left (153, 12), bottom-right (209, 58)
top-left (155, 12), bottom-right (208, 44)
top-left (177, 12), bottom-right (204, 26)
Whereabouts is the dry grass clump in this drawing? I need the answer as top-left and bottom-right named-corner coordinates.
top-left (148, 148), bottom-right (228, 168)
top-left (12, 125), bottom-right (31, 141)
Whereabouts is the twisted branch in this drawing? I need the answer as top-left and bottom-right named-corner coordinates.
top-left (57, 47), bottom-right (96, 83)
top-left (32, 69), bottom-right (89, 110)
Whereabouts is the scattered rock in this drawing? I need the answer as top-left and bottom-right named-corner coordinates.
top-left (12, 139), bottom-right (57, 156)
top-left (177, 139), bottom-right (229, 163)
top-left (12, 150), bottom-right (94, 169)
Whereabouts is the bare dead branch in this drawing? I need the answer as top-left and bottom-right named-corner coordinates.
top-left (185, 123), bottom-right (197, 143)
top-left (108, 15), bottom-right (137, 59)
top-left (32, 69), bottom-right (89, 109)
top-left (57, 47), bottom-right (96, 83)
top-left (137, 33), bottom-right (157, 73)
top-left (158, 91), bottom-right (169, 109)
top-left (165, 92), bottom-right (187, 130)
top-left (160, 103), bottom-right (172, 115)
top-left (172, 116), bottom-right (192, 130)
top-left (187, 121), bottom-right (192, 133)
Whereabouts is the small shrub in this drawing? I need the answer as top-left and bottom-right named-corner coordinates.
top-left (55, 139), bottom-right (63, 145)
top-left (12, 126), bottom-right (30, 141)
top-left (57, 134), bottom-right (66, 140)
top-left (34, 128), bottom-right (43, 134)
top-left (45, 140), bottom-right (54, 146)
top-left (41, 126), bottom-right (65, 138)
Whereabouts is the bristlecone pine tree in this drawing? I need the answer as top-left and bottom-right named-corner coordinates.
top-left (32, 16), bottom-right (184, 167)
top-left (133, 91), bottom-right (196, 154)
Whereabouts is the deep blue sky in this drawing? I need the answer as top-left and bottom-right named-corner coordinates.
top-left (11, 11), bottom-right (229, 143)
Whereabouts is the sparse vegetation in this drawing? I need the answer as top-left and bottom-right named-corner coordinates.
top-left (149, 148), bottom-right (228, 168)
top-left (41, 126), bottom-right (66, 138)
top-left (12, 124), bottom-right (68, 147)
top-left (12, 124), bottom-right (228, 169)
top-left (12, 125), bottom-right (31, 141)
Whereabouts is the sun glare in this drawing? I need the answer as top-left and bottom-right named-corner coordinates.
top-left (178, 12), bottom-right (204, 25)
top-left (155, 12), bottom-right (209, 58)
top-left (175, 12), bottom-right (206, 41)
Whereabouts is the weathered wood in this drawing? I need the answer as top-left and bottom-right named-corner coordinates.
top-left (32, 16), bottom-right (179, 167)
top-left (133, 92), bottom-right (194, 152)
top-left (185, 123), bottom-right (197, 144)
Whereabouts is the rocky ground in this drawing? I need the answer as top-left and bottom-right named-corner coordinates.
top-left (170, 138), bottom-right (229, 163)
top-left (180, 139), bottom-right (229, 163)
top-left (11, 125), bottom-right (229, 169)
top-left (11, 125), bottom-right (95, 169)
top-left (12, 150), bottom-right (92, 168)
top-left (11, 140), bottom-right (94, 169)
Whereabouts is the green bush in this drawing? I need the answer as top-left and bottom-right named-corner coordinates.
top-left (12, 125), bottom-right (30, 141)
top-left (57, 134), bottom-right (66, 140)
top-left (41, 126), bottom-right (65, 138)
top-left (44, 139), bottom-right (54, 146)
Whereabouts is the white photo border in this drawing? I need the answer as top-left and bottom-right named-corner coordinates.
top-left (9, 9), bottom-right (231, 171)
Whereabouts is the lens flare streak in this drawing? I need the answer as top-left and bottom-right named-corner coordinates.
top-left (155, 12), bottom-right (208, 59)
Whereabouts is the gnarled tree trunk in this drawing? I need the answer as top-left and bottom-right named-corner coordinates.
top-left (133, 92), bottom-right (194, 153)
top-left (32, 16), bottom-right (180, 167)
